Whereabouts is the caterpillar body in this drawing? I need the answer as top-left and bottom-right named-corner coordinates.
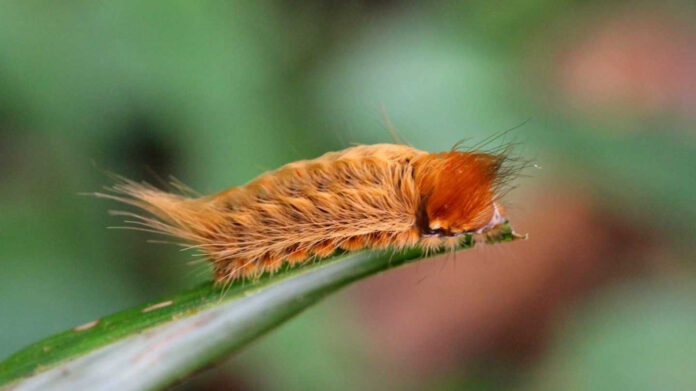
top-left (100, 143), bottom-right (518, 283)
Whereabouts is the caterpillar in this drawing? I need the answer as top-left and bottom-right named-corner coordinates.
top-left (97, 143), bottom-right (521, 284)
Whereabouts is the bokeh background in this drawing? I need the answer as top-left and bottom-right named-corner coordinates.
top-left (1, 1), bottom-right (695, 390)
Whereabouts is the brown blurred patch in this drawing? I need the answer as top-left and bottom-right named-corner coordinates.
top-left (349, 187), bottom-right (655, 380)
top-left (554, 8), bottom-right (696, 123)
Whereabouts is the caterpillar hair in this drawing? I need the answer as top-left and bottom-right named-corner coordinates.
top-left (95, 142), bottom-right (524, 284)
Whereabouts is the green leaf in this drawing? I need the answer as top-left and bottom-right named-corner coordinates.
top-left (0, 224), bottom-right (523, 391)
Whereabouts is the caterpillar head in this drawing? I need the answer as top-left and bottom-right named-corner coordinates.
top-left (415, 151), bottom-right (510, 236)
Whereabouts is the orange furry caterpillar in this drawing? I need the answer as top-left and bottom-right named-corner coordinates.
top-left (97, 143), bottom-right (519, 283)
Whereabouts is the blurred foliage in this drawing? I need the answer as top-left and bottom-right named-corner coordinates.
top-left (0, 0), bottom-right (694, 390)
top-left (531, 279), bottom-right (696, 391)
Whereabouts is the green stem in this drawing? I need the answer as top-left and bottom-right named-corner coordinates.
top-left (0, 224), bottom-right (523, 390)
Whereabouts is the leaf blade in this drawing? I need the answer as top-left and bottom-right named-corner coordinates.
top-left (0, 224), bottom-right (523, 390)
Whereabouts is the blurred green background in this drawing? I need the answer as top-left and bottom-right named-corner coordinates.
top-left (1, 1), bottom-right (695, 390)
